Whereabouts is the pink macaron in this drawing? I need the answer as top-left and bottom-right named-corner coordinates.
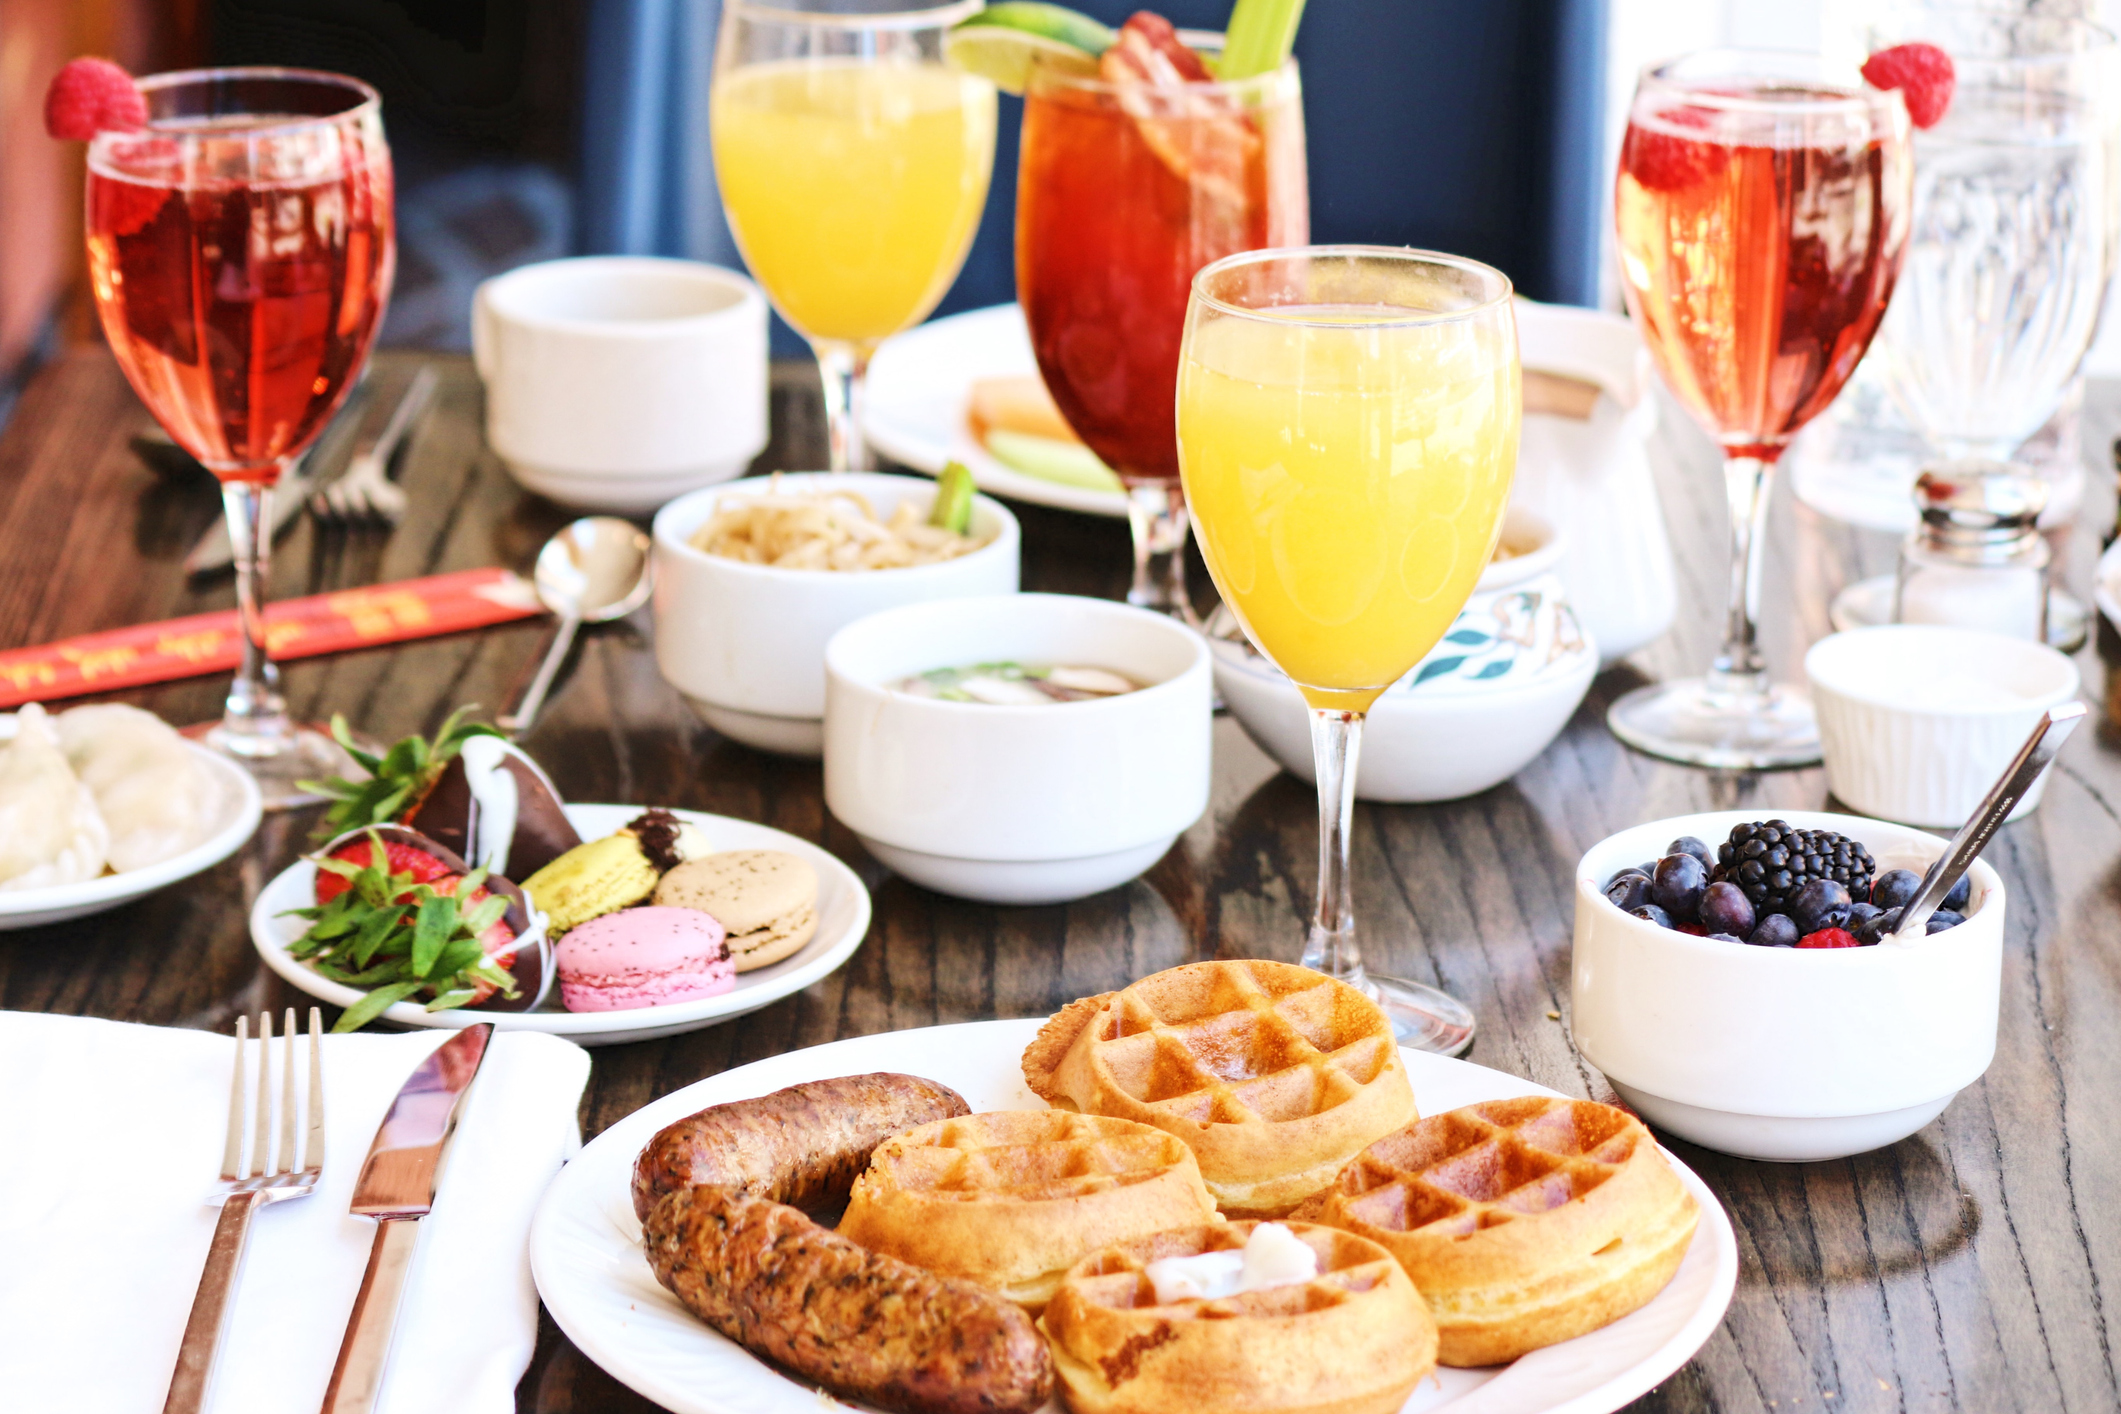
top-left (554, 906), bottom-right (735, 1012)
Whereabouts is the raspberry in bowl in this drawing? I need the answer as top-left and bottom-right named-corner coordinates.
top-left (1571, 810), bottom-right (2003, 1162)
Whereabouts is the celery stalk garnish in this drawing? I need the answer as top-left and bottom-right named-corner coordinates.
top-left (1220, 0), bottom-right (1308, 80)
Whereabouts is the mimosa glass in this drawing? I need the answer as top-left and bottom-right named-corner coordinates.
top-left (1611, 51), bottom-right (1911, 769)
top-left (85, 67), bottom-right (394, 809)
top-left (1018, 42), bottom-right (1306, 618)
top-left (1179, 247), bottom-right (1521, 1054)
top-left (712, 0), bottom-right (997, 471)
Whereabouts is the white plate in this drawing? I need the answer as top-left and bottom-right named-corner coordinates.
top-left (250, 804), bottom-right (871, 1045)
top-left (0, 725), bottom-right (262, 930)
top-left (530, 1018), bottom-right (1739, 1414)
top-left (864, 304), bottom-right (1131, 520)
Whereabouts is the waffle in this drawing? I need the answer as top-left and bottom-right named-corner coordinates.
top-left (1292, 1097), bottom-right (1698, 1366)
top-left (1022, 961), bottom-right (1418, 1215)
top-left (1040, 1220), bottom-right (1436, 1414)
top-left (838, 1110), bottom-right (1218, 1310)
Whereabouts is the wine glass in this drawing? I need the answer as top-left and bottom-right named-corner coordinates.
top-left (1178, 246), bottom-right (1521, 1055)
top-left (85, 67), bottom-right (394, 809)
top-left (711, 0), bottom-right (998, 472)
top-left (1016, 38), bottom-right (1307, 619)
top-left (1869, 11), bottom-right (2113, 479)
top-left (1610, 51), bottom-right (1912, 769)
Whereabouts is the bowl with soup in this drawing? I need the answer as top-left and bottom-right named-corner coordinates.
top-left (822, 594), bottom-right (1212, 904)
top-left (652, 472), bottom-right (1021, 756)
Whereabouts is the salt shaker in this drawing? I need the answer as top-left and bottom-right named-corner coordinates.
top-left (1892, 462), bottom-right (2049, 642)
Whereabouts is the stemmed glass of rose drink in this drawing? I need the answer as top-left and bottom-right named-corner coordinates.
top-left (1610, 51), bottom-right (1911, 769)
top-left (85, 68), bottom-right (394, 809)
top-left (712, 0), bottom-right (998, 472)
top-left (1017, 17), bottom-right (1306, 619)
top-left (1179, 247), bottom-right (1521, 1055)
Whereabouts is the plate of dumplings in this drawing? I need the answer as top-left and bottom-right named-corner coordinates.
top-left (0, 703), bottom-right (262, 929)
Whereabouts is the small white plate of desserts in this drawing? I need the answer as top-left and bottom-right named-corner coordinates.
top-left (864, 303), bottom-right (1132, 520)
top-left (0, 703), bottom-right (262, 930)
top-left (249, 725), bottom-right (870, 1045)
top-left (531, 961), bottom-right (1739, 1414)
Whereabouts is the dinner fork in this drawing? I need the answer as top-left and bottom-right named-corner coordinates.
top-left (163, 1008), bottom-right (327, 1414)
top-left (311, 367), bottom-right (436, 528)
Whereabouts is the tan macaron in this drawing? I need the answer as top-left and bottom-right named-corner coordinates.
top-left (651, 850), bottom-right (818, 971)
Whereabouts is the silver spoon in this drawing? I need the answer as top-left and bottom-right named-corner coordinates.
top-left (1886, 700), bottom-right (2087, 943)
top-left (497, 517), bottom-right (653, 735)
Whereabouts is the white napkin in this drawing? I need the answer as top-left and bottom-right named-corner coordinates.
top-left (0, 1012), bottom-right (591, 1413)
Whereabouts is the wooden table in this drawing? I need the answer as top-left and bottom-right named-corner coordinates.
top-left (3, 346), bottom-right (2117, 1414)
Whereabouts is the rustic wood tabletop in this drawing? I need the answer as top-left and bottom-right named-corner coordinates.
top-left (1, 346), bottom-right (2116, 1414)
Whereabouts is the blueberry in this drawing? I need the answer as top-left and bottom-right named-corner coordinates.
top-left (1650, 853), bottom-right (1708, 923)
top-left (1605, 873), bottom-right (1653, 912)
top-left (1871, 868), bottom-right (1921, 911)
top-left (1698, 881), bottom-right (1755, 938)
top-left (1606, 865), bottom-right (1649, 888)
top-left (1789, 878), bottom-right (1853, 934)
top-left (1748, 913), bottom-right (1800, 948)
top-left (1628, 903), bottom-right (1674, 929)
top-left (1637, 860), bottom-right (1661, 881)
top-left (1943, 875), bottom-right (1971, 912)
top-left (1856, 906), bottom-right (1903, 944)
top-left (1668, 836), bottom-right (1712, 866)
top-left (1705, 932), bottom-right (1746, 944)
top-left (1927, 909), bottom-right (1966, 934)
top-left (1847, 902), bottom-right (1882, 933)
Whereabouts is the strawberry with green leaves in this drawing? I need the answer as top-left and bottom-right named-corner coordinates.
top-left (299, 706), bottom-right (502, 843)
top-left (283, 827), bottom-right (527, 1032)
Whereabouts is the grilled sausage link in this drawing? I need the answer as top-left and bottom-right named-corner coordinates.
top-left (645, 1182), bottom-right (1055, 1414)
top-left (631, 1073), bottom-right (969, 1222)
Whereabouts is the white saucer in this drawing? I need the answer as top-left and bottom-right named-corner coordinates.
top-left (250, 804), bottom-right (871, 1045)
top-left (0, 726), bottom-right (262, 931)
top-left (864, 304), bottom-right (1130, 520)
top-left (529, 1018), bottom-right (1739, 1414)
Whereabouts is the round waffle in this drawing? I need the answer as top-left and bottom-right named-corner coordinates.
top-left (838, 1110), bottom-right (1218, 1310)
top-left (1041, 1220), bottom-right (1436, 1414)
top-left (1021, 961), bottom-right (1418, 1216)
top-left (1292, 1096), bottom-right (1699, 1366)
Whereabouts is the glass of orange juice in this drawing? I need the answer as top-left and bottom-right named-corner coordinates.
top-left (712, 0), bottom-right (997, 471)
top-left (1178, 247), bottom-right (1520, 1054)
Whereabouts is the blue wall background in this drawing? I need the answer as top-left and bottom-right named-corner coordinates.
top-left (579, 0), bottom-right (1609, 353)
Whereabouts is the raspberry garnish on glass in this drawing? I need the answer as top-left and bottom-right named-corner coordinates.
top-left (1861, 42), bottom-right (1956, 129)
top-left (42, 57), bottom-right (146, 141)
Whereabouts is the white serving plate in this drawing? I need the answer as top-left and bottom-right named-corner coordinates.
top-left (864, 304), bottom-right (1130, 519)
top-left (0, 721), bottom-right (262, 930)
top-left (251, 804), bottom-right (870, 1045)
top-left (529, 1018), bottom-right (1739, 1414)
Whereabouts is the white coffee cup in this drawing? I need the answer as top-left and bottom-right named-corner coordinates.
top-left (472, 257), bottom-right (768, 514)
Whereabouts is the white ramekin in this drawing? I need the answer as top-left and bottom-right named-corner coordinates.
top-left (823, 594), bottom-right (1213, 905)
top-left (1573, 809), bottom-right (2004, 1163)
top-left (651, 473), bottom-right (1021, 756)
top-left (1806, 625), bottom-right (2080, 828)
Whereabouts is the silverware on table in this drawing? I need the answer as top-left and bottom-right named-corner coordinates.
top-left (1889, 701), bottom-right (2088, 942)
top-left (496, 518), bottom-right (654, 735)
top-left (312, 367), bottom-right (438, 528)
top-left (181, 449), bottom-right (322, 577)
top-left (320, 1022), bottom-right (493, 1414)
top-left (164, 1009), bottom-right (326, 1414)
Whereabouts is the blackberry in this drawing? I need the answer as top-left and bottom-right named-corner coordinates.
top-left (1713, 819), bottom-right (1874, 915)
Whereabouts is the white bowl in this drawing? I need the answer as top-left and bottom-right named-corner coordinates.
top-left (1573, 809), bottom-right (2004, 1162)
top-left (651, 473), bottom-right (1021, 757)
top-left (823, 594), bottom-right (1212, 904)
top-left (1807, 625), bottom-right (2080, 828)
top-left (1212, 507), bottom-right (1598, 802)
top-left (0, 735), bottom-right (261, 930)
top-left (474, 257), bottom-right (768, 514)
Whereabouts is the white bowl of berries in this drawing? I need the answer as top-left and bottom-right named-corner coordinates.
top-left (1571, 810), bottom-right (2003, 1163)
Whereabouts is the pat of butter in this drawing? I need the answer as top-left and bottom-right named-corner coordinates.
top-left (1144, 1223), bottom-right (1319, 1305)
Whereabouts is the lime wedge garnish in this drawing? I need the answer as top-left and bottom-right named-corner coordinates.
top-left (984, 429), bottom-right (1123, 492)
top-left (946, 3), bottom-right (1113, 94)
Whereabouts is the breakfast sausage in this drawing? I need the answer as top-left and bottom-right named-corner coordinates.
top-left (645, 1185), bottom-right (1053, 1414)
top-left (631, 1073), bottom-right (969, 1222)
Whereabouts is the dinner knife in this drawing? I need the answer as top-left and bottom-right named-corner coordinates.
top-left (319, 1022), bottom-right (494, 1414)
